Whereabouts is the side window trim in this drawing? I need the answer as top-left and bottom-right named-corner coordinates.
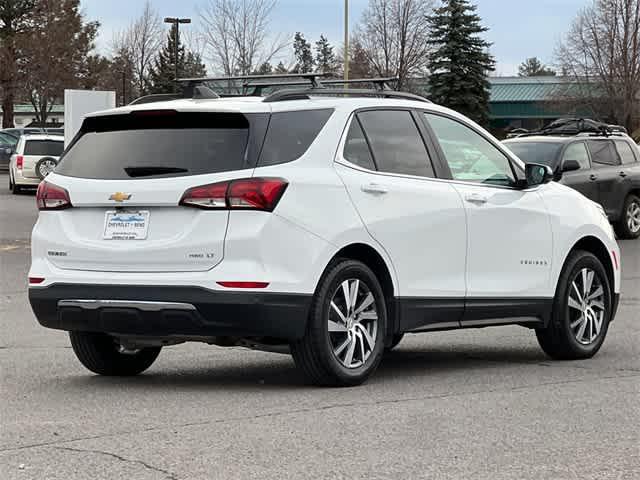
top-left (421, 110), bottom-right (521, 189)
top-left (353, 114), bottom-right (379, 171)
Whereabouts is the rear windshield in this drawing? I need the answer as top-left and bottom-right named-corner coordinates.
top-left (56, 112), bottom-right (269, 179)
top-left (504, 142), bottom-right (563, 167)
top-left (24, 140), bottom-right (64, 156)
top-left (56, 109), bottom-right (332, 179)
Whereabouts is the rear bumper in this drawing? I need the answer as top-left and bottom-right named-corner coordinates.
top-left (29, 284), bottom-right (311, 340)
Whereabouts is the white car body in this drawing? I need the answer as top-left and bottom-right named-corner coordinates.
top-left (27, 92), bottom-right (621, 384)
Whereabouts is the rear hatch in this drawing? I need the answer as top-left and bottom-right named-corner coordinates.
top-left (21, 138), bottom-right (64, 178)
top-left (44, 109), bottom-right (269, 273)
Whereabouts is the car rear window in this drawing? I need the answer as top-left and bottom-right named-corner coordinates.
top-left (503, 142), bottom-right (563, 167)
top-left (587, 140), bottom-right (620, 166)
top-left (257, 109), bottom-right (333, 167)
top-left (24, 140), bottom-right (64, 156)
top-left (56, 112), bottom-right (269, 179)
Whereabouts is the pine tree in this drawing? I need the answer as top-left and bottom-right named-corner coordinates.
top-left (275, 61), bottom-right (289, 74)
top-left (315, 35), bottom-right (338, 75)
top-left (293, 32), bottom-right (314, 73)
top-left (426, 0), bottom-right (495, 126)
top-left (518, 57), bottom-right (555, 77)
top-left (254, 62), bottom-right (273, 75)
top-left (148, 24), bottom-right (206, 94)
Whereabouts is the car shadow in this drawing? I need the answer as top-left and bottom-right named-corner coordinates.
top-left (53, 343), bottom-right (554, 392)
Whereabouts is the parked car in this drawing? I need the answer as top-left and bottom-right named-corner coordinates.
top-left (9, 134), bottom-right (64, 193)
top-left (28, 81), bottom-right (620, 386)
top-left (0, 131), bottom-right (18, 171)
top-left (504, 130), bottom-right (640, 239)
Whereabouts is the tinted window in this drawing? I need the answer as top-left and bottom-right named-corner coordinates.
top-left (24, 140), bottom-right (64, 156)
top-left (562, 142), bottom-right (591, 170)
top-left (425, 113), bottom-right (516, 186)
top-left (587, 140), bottom-right (620, 166)
top-left (343, 118), bottom-right (375, 170)
top-left (614, 140), bottom-right (638, 165)
top-left (504, 141), bottom-right (562, 167)
top-left (0, 132), bottom-right (17, 146)
top-left (258, 109), bottom-right (333, 167)
top-left (357, 110), bottom-right (433, 177)
top-left (56, 112), bottom-right (269, 179)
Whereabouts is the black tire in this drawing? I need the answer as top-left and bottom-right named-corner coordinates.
top-left (35, 157), bottom-right (58, 180)
top-left (385, 333), bottom-right (404, 352)
top-left (291, 259), bottom-right (387, 387)
top-left (69, 331), bottom-right (161, 376)
top-left (536, 250), bottom-right (612, 360)
top-left (615, 194), bottom-right (640, 239)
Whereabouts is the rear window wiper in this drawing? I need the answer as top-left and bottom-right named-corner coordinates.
top-left (124, 166), bottom-right (189, 177)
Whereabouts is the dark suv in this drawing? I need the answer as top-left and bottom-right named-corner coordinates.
top-left (504, 132), bottom-right (640, 239)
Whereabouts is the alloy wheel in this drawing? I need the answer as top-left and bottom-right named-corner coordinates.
top-left (328, 278), bottom-right (378, 369)
top-left (627, 200), bottom-right (640, 234)
top-left (567, 268), bottom-right (607, 345)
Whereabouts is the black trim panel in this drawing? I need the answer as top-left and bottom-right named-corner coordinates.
top-left (398, 297), bottom-right (553, 333)
top-left (29, 284), bottom-right (311, 340)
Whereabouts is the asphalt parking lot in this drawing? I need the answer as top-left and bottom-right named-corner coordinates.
top-left (0, 172), bottom-right (638, 480)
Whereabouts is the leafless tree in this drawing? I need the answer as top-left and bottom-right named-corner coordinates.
top-left (354, 0), bottom-right (434, 90)
top-left (113, 1), bottom-right (162, 96)
top-left (199, 0), bottom-right (288, 77)
top-left (557, 0), bottom-right (640, 131)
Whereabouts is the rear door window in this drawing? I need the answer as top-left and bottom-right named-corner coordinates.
top-left (357, 110), bottom-right (434, 177)
top-left (24, 140), bottom-right (64, 156)
top-left (258, 109), bottom-right (333, 167)
top-left (614, 140), bottom-right (638, 164)
top-left (587, 140), bottom-right (620, 167)
top-left (56, 112), bottom-right (269, 179)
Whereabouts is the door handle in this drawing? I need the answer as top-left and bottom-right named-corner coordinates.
top-left (465, 193), bottom-right (488, 205)
top-left (589, 174), bottom-right (598, 181)
top-left (361, 183), bottom-right (388, 195)
top-left (619, 171), bottom-right (627, 178)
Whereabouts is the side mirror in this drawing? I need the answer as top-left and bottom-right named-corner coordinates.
top-left (3, 147), bottom-right (12, 155)
top-left (525, 163), bottom-right (554, 187)
top-left (561, 159), bottom-right (581, 173)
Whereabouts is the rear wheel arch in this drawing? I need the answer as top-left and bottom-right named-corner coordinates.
top-left (323, 243), bottom-right (398, 341)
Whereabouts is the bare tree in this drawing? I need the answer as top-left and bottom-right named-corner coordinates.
top-left (199, 0), bottom-right (288, 77)
top-left (113, 1), bottom-right (162, 96)
top-left (557, 0), bottom-right (640, 131)
top-left (355, 0), bottom-right (434, 89)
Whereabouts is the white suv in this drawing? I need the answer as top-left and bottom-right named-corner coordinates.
top-left (28, 85), bottom-right (621, 386)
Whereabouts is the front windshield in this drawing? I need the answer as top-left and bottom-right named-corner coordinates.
top-left (504, 142), bottom-right (563, 167)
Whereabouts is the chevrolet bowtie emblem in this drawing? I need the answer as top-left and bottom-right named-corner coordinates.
top-left (109, 192), bottom-right (131, 202)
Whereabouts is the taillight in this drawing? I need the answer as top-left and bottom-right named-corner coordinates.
top-left (36, 181), bottom-right (72, 210)
top-left (28, 277), bottom-right (45, 284)
top-left (16, 155), bottom-right (23, 170)
top-left (180, 178), bottom-right (288, 212)
top-left (217, 281), bottom-right (269, 289)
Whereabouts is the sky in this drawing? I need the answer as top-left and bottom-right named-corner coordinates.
top-left (81, 0), bottom-right (588, 76)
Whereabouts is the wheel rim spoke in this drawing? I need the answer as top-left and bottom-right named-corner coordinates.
top-left (354, 292), bottom-right (374, 315)
top-left (570, 315), bottom-right (585, 329)
top-left (571, 281), bottom-right (584, 303)
top-left (582, 269), bottom-right (594, 299)
top-left (331, 301), bottom-right (347, 323)
top-left (328, 319), bottom-right (347, 332)
top-left (568, 295), bottom-right (582, 311)
top-left (575, 316), bottom-right (588, 342)
top-left (343, 336), bottom-right (356, 366)
top-left (586, 285), bottom-right (603, 302)
top-left (333, 337), bottom-right (350, 357)
top-left (341, 281), bottom-right (352, 310)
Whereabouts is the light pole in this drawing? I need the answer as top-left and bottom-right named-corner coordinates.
top-left (344, 0), bottom-right (349, 84)
top-left (164, 17), bottom-right (191, 91)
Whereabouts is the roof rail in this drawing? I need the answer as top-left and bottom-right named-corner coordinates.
top-left (263, 87), bottom-right (431, 103)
